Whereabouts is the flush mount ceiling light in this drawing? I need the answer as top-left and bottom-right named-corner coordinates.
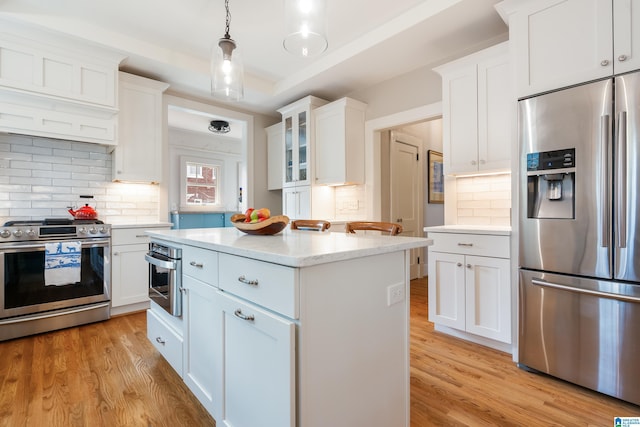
top-left (211, 0), bottom-right (244, 100)
top-left (283, 0), bottom-right (328, 57)
top-left (208, 120), bottom-right (231, 134)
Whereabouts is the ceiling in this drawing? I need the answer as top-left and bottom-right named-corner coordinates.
top-left (0, 0), bottom-right (507, 133)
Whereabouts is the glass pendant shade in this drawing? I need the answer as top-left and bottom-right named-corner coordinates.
top-left (211, 36), bottom-right (244, 101)
top-left (283, 0), bottom-right (328, 57)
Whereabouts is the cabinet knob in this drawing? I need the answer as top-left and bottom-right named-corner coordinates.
top-left (479, 159), bottom-right (486, 164)
top-left (470, 160), bottom-right (477, 166)
top-left (618, 54), bottom-right (628, 62)
top-left (457, 262), bottom-right (463, 267)
top-left (466, 264), bottom-right (472, 269)
top-left (601, 59), bottom-right (610, 66)
top-left (113, 252), bottom-right (119, 256)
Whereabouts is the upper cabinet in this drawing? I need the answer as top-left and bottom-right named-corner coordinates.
top-left (435, 42), bottom-right (511, 175)
top-left (266, 122), bottom-right (283, 191)
top-left (497, 0), bottom-right (640, 98)
top-left (314, 97), bottom-right (367, 185)
top-left (0, 18), bottom-right (124, 144)
top-left (277, 96), bottom-right (328, 188)
top-left (113, 72), bottom-right (169, 183)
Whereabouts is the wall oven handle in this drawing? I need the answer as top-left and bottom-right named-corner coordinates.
top-left (531, 278), bottom-right (640, 303)
top-left (145, 253), bottom-right (177, 270)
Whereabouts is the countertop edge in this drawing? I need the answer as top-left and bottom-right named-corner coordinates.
top-left (111, 222), bottom-right (173, 229)
top-left (423, 225), bottom-right (511, 236)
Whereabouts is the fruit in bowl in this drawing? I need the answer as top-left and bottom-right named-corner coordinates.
top-left (230, 208), bottom-right (289, 235)
top-left (244, 207), bottom-right (271, 223)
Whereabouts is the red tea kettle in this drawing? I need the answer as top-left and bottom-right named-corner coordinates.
top-left (68, 204), bottom-right (98, 220)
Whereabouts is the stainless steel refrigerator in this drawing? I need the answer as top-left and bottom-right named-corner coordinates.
top-left (519, 73), bottom-right (640, 406)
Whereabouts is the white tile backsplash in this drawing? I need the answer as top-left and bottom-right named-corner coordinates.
top-left (456, 174), bottom-right (511, 226)
top-left (0, 134), bottom-right (160, 225)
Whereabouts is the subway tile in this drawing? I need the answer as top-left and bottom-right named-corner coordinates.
top-left (33, 170), bottom-right (71, 179)
top-left (457, 200), bottom-right (491, 209)
top-left (32, 185), bottom-right (72, 194)
top-left (10, 177), bottom-right (51, 186)
top-left (33, 154), bottom-right (72, 165)
top-left (33, 138), bottom-right (73, 150)
top-left (11, 161), bottom-right (51, 172)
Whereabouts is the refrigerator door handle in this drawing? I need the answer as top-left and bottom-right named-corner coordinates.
top-left (531, 278), bottom-right (640, 304)
top-left (600, 114), bottom-right (610, 248)
top-left (616, 111), bottom-right (627, 249)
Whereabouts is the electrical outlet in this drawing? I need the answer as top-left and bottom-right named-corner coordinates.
top-left (387, 283), bottom-right (405, 306)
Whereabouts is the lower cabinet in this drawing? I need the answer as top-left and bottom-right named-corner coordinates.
top-left (112, 226), bottom-right (168, 315)
top-left (147, 307), bottom-right (183, 376)
top-left (212, 290), bottom-right (295, 427)
top-left (427, 231), bottom-right (511, 346)
top-left (182, 274), bottom-right (217, 416)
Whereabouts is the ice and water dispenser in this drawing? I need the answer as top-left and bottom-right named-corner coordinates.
top-left (526, 148), bottom-right (575, 219)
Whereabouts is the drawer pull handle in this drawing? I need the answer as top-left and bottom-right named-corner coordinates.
top-left (238, 275), bottom-right (259, 286)
top-left (234, 309), bottom-right (255, 321)
top-left (155, 337), bottom-right (166, 345)
top-left (457, 243), bottom-right (473, 247)
top-left (190, 261), bottom-right (204, 268)
top-left (135, 234), bottom-right (147, 238)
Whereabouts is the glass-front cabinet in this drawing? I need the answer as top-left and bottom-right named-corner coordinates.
top-left (278, 96), bottom-right (328, 188)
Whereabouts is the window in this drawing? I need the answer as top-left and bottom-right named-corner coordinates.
top-left (181, 157), bottom-right (222, 208)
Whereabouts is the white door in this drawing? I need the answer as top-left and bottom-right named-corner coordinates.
top-left (212, 291), bottom-right (295, 427)
top-left (390, 131), bottom-right (422, 278)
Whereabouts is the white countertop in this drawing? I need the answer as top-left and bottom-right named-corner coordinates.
top-left (423, 225), bottom-right (511, 236)
top-left (111, 222), bottom-right (173, 229)
top-left (146, 227), bottom-right (432, 268)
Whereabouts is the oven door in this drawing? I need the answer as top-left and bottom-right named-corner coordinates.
top-left (145, 251), bottom-right (182, 317)
top-left (0, 238), bottom-right (111, 319)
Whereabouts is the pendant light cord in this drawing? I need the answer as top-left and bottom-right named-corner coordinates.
top-left (224, 0), bottom-right (231, 39)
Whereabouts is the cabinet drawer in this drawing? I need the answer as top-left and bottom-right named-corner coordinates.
top-left (427, 232), bottom-right (509, 258)
top-left (218, 253), bottom-right (298, 319)
top-left (112, 228), bottom-right (154, 246)
top-left (183, 245), bottom-right (218, 285)
top-left (147, 309), bottom-right (183, 377)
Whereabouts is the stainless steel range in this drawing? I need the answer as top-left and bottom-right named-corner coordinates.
top-left (0, 218), bottom-right (111, 341)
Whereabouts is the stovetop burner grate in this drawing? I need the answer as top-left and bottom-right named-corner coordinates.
top-left (3, 218), bottom-right (104, 227)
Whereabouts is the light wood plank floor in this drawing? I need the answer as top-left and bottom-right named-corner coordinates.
top-left (0, 279), bottom-right (638, 426)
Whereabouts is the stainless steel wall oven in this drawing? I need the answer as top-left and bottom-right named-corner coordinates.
top-left (146, 241), bottom-right (182, 317)
top-left (0, 219), bottom-right (111, 341)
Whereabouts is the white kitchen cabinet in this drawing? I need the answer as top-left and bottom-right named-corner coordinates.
top-left (0, 20), bottom-right (123, 144)
top-left (498, 0), bottom-right (640, 98)
top-left (113, 72), bottom-right (169, 183)
top-left (314, 97), bottom-right (367, 185)
top-left (111, 226), bottom-right (169, 315)
top-left (266, 122), bottom-right (283, 190)
top-left (147, 307), bottom-right (184, 376)
top-left (182, 272), bottom-right (218, 417)
top-left (212, 290), bottom-right (295, 427)
top-left (427, 231), bottom-right (511, 347)
top-left (283, 185), bottom-right (311, 219)
top-left (278, 96), bottom-right (328, 188)
top-left (435, 42), bottom-right (511, 175)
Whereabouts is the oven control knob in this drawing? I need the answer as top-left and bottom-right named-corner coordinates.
top-left (13, 229), bottom-right (23, 238)
top-left (26, 229), bottom-right (36, 237)
top-left (0, 229), bottom-right (10, 238)
top-left (89, 227), bottom-right (98, 234)
top-left (78, 227), bottom-right (87, 234)
top-left (99, 226), bottom-right (108, 234)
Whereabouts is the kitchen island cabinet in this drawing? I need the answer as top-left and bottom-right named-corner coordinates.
top-left (145, 227), bottom-right (431, 427)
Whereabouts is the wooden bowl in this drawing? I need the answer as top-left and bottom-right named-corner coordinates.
top-left (230, 214), bottom-right (290, 235)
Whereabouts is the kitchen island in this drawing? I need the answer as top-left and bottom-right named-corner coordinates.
top-left (145, 227), bottom-right (431, 427)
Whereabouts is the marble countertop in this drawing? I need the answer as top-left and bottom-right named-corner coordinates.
top-left (111, 222), bottom-right (173, 229)
top-left (146, 227), bottom-right (432, 268)
top-left (423, 225), bottom-right (511, 236)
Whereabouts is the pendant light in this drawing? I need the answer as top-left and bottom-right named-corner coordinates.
top-left (211, 0), bottom-right (244, 100)
top-left (283, 0), bottom-right (328, 57)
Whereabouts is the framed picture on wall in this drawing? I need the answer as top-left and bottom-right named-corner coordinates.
top-left (428, 150), bottom-right (444, 204)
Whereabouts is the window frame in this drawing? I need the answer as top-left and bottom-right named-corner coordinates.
top-left (179, 156), bottom-right (224, 210)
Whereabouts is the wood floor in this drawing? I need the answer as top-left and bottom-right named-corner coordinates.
top-left (0, 279), bottom-right (638, 426)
